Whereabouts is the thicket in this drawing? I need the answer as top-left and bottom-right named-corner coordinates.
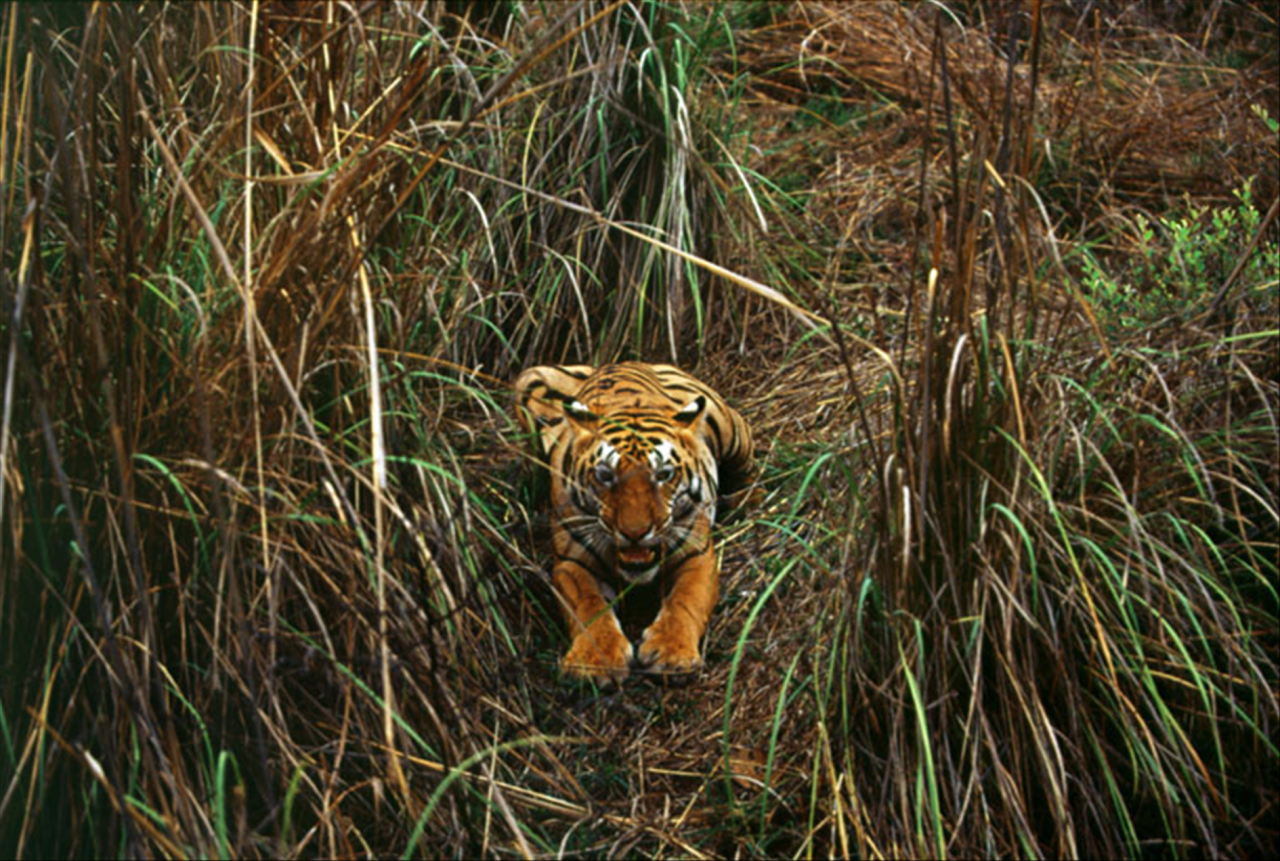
top-left (1, 2), bottom-right (1276, 858)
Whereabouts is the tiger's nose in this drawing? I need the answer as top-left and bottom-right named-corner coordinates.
top-left (619, 523), bottom-right (652, 544)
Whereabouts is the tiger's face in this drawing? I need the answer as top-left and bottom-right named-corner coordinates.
top-left (562, 396), bottom-right (715, 584)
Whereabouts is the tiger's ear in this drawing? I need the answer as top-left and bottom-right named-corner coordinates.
top-left (564, 399), bottom-right (599, 431)
top-left (673, 395), bottom-right (707, 430)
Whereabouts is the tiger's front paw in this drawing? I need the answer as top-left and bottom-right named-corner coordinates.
top-left (561, 625), bottom-right (634, 684)
top-left (637, 611), bottom-right (703, 675)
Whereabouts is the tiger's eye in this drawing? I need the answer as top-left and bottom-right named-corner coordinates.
top-left (594, 463), bottom-right (616, 485)
top-left (654, 464), bottom-right (674, 483)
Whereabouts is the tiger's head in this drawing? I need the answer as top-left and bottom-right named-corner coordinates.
top-left (561, 395), bottom-right (716, 584)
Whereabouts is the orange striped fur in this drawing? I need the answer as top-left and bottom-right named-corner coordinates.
top-left (515, 363), bottom-right (753, 682)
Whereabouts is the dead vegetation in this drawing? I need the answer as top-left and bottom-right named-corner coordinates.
top-left (1, 2), bottom-right (1277, 858)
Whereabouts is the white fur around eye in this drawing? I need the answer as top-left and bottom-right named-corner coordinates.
top-left (651, 440), bottom-right (675, 465)
top-left (649, 441), bottom-right (677, 482)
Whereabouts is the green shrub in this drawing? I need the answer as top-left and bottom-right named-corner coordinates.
top-left (1082, 179), bottom-right (1279, 331)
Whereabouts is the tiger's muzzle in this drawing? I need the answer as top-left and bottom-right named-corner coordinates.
top-left (615, 529), bottom-right (662, 581)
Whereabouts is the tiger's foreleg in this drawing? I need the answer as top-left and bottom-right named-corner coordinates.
top-left (552, 558), bottom-right (633, 683)
top-left (636, 535), bottom-right (719, 674)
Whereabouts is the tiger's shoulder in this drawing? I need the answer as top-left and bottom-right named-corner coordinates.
top-left (514, 364), bottom-right (596, 421)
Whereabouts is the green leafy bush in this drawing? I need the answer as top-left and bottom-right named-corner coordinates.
top-left (1082, 179), bottom-right (1279, 331)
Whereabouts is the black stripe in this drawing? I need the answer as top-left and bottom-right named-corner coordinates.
top-left (705, 413), bottom-right (725, 456)
top-left (560, 528), bottom-right (610, 572)
top-left (553, 554), bottom-right (604, 579)
top-left (663, 537), bottom-right (711, 570)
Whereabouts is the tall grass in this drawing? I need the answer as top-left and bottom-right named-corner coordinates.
top-left (0, 2), bottom-right (786, 856)
top-left (1, 1), bottom-right (1276, 858)
top-left (787, 4), bottom-right (1280, 857)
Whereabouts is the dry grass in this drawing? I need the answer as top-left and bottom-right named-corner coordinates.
top-left (2, 2), bottom-right (1277, 858)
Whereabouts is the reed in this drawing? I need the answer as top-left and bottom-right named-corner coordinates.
top-left (1, 2), bottom-right (1275, 857)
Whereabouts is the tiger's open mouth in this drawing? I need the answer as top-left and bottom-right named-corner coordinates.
top-left (618, 546), bottom-right (654, 566)
top-left (617, 546), bottom-right (657, 576)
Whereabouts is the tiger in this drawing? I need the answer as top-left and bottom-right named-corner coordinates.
top-left (514, 362), bottom-right (754, 683)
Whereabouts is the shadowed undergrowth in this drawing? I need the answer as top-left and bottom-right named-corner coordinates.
top-left (1, 2), bottom-right (1276, 858)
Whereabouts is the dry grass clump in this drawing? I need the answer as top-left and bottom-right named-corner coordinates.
top-left (726, 2), bottom-right (1278, 309)
top-left (1, 1), bottom-right (1277, 859)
